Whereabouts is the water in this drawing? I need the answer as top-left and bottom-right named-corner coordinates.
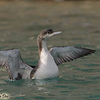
top-left (0, 1), bottom-right (100, 100)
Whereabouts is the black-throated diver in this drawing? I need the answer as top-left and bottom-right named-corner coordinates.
top-left (0, 29), bottom-right (95, 80)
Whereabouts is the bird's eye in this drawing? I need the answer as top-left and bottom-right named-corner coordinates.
top-left (47, 31), bottom-right (51, 34)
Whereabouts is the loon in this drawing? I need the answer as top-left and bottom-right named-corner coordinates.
top-left (0, 29), bottom-right (95, 80)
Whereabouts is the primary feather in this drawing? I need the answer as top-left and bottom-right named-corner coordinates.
top-left (50, 46), bottom-right (95, 65)
top-left (0, 49), bottom-right (33, 80)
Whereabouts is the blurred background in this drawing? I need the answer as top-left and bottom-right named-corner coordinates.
top-left (0, 0), bottom-right (100, 100)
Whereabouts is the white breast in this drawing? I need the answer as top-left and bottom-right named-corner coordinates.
top-left (33, 49), bottom-right (59, 79)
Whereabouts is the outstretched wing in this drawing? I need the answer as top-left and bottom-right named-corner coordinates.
top-left (50, 46), bottom-right (95, 66)
top-left (0, 49), bottom-right (33, 80)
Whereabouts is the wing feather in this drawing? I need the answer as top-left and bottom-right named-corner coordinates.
top-left (0, 49), bottom-right (33, 80)
top-left (50, 46), bottom-right (95, 66)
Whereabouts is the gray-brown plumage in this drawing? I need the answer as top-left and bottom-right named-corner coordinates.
top-left (50, 46), bottom-right (95, 66)
top-left (0, 29), bottom-right (95, 80)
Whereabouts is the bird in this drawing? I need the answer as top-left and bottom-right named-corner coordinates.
top-left (0, 29), bottom-right (95, 80)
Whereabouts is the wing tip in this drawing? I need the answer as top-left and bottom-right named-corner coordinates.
top-left (76, 48), bottom-right (96, 59)
top-left (91, 49), bottom-right (96, 53)
top-left (84, 48), bottom-right (96, 54)
top-left (87, 49), bottom-right (96, 56)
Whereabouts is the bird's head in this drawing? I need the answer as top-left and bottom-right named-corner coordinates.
top-left (38, 29), bottom-right (62, 41)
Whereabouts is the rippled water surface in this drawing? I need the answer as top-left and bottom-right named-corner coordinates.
top-left (0, 1), bottom-right (100, 100)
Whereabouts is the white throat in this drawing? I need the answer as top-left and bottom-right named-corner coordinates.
top-left (34, 40), bottom-right (59, 79)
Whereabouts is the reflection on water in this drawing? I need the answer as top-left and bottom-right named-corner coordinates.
top-left (0, 1), bottom-right (100, 100)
